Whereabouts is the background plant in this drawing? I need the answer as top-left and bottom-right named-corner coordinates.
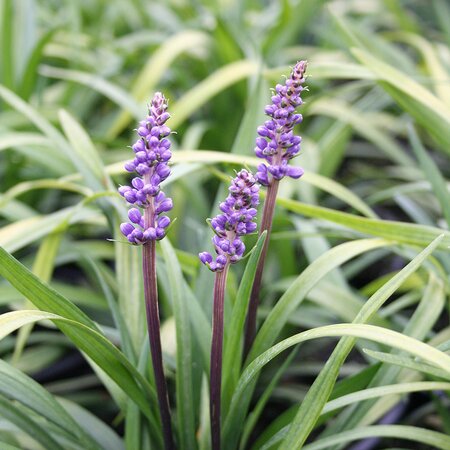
top-left (0, 1), bottom-right (450, 449)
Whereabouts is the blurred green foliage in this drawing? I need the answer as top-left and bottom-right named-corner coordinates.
top-left (0, 1), bottom-right (449, 449)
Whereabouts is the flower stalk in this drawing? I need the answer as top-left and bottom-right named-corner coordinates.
top-left (210, 264), bottom-right (229, 450)
top-left (142, 239), bottom-right (174, 450)
top-left (243, 61), bottom-right (308, 358)
top-left (118, 92), bottom-right (175, 449)
top-left (243, 178), bottom-right (279, 357)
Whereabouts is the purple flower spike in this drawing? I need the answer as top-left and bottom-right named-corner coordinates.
top-left (118, 92), bottom-right (174, 244)
top-left (117, 92), bottom-right (176, 450)
top-left (199, 169), bottom-right (259, 272)
top-left (255, 60), bottom-right (307, 186)
top-left (244, 61), bottom-right (308, 358)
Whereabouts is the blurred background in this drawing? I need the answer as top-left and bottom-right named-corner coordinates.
top-left (0, 0), bottom-right (449, 447)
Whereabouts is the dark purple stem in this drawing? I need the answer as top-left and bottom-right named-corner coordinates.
top-left (243, 179), bottom-right (279, 359)
top-left (143, 197), bottom-right (174, 450)
top-left (210, 264), bottom-right (229, 450)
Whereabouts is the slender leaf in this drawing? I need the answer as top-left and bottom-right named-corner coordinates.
top-left (300, 425), bottom-right (450, 450)
top-left (408, 124), bottom-right (450, 228)
top-left (281, 235), bottom-right (443, 448)
top-left (222, 232), bottom-right (267, 415)
top-left (0, 394), bottom-right (63, 450)
top-left (161, 238), bottom-right (196, 450)
top-left (0, 360), bottom-right (101, 450)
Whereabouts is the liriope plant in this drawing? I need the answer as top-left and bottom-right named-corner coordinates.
top-left (0, 2), bottom-right (450, 449)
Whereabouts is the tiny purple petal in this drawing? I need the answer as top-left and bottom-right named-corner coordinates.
top-left (156, 198), bottom-right (173, 213)
top-left (137, 126), bottom-right (149, 136)
top-left (118, 185), bottom-right (131, 196)
top-left (216, 255), bottom-right (227, 266)
top-left (199, 252), bottom-right (213, 264)
top-left (155, 228), bottom-right (165, 239)
top-left (132, 140), bottom-right (145, 152)
top-left (286, 165), bottom-right (304, 179)
top-left (157, 216), bottom-right (171, 228)
top-left (128, 208), bottom-right (142, 224)
top-left (120, 223), bottom-right (134, 237)
top-left (124, 190), bottom-right (137, 203)
top-left (132, 177), bottom-right (144, 189)
top-left (156, 163), bottom-right (171, 179)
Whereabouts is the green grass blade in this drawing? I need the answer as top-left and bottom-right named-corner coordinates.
top-left (304, 172), bottom-right (377, 218)
top-left (351, 48), bottom-right (450, 151)
top-left (281, 234), bottom-right (444, 448)
top-left (0, 85), bottom-right (73, 169)
top-left (261, 381), bottom-right (450, 447)
top-left (19, 28), bottom-right (58, 100)
top-left (0, 179), bottom-right (92, 210)
top-left (310, 98), bottom-right (414, 167)
top-left (83, 257), bottom-right (136, 362)
top-left (228, 323), bottom-right (450, 449)
top-left (40, 65), bottom-right (142, 118)
top-left (240, 347), bottom-right (298, 450)
top-left (323, 271), bottom-right (446, 445)
top-left (0, 248), bottom-right (162, 436)
top-left (59, 109), bottom-right (111, 192)
top-left (362, 349), bottom-right (450, 380)
top-left (408, 124), bottom-right (450, 228)
top-left (0, 246), bottom-right (99, 329)
top-left (0, 205), bottom-right (100, 253)
top-left (12, 231), bottom-right (63, 364)
top-left (230, 73), bottom-right (268, 155)
top-left (0, 394), bottom-right (63, 450)
top-left (57, 398), bottom-right (124, 450)
top-left (277, 196), bottom-right (450, 249)
top-left (0, 132), bottom-right (50, 151)
top-left (107, 30), bottom-right (210, 138)
top-left (248, 239), bottom-right (390, 362)
top-left (433, 0), bottom-right (450, 45)
top-left (323, 381), bottom-right (450, 415)
top-left (396, 33), bottom-right (450, 105)
top-left (300, 425), bottom-right (450, 450)
top-left (222, 232), bottom-right (267, 415)
top-left (0, 309), bottom-right (161, 444)
top-left (161, 238), bottom-right (197, 450)
top-left (170, 60), bottom-right (259, 129)
top-left (223, 239), bottom-right (390, 449)
top-left (0, 443), bottom-right (21, 450)
top-left (0, 0), bottom-right (14, 89)
top-left (0, 360), bottom-right (102, 450)
top-left (113, 227), bottom-right (145, 356)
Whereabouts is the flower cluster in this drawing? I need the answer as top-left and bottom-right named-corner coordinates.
top-left (118, 92), bottom-right (173, 244)
top-left (255, 60), bottom-right (307, 186)
top-left (199, 170), bottom-right (259, 272)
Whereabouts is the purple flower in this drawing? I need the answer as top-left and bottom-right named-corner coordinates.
top-left (255, 60), bottom-right (307, 186)
top-left (118, 92), bottom-right (173, 244)
top-left (199, 169), bottom-right (259, 272)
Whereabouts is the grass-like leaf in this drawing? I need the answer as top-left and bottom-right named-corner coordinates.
top-left (0, 360), bottom-right (102, 450)
top-left (0, 249), bottom-right (163, 441)
top-left (161, 238), bottom-right (197, 450)
top-left (0, 394), bottom-right (63, 450)
top-left (281, 234), bottom-right (443, 448)
top-left (222, 232), bottom-right (267, 415)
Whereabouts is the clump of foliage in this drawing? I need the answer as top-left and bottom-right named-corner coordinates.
top-left (0, 1), bottom-right (449, 450)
